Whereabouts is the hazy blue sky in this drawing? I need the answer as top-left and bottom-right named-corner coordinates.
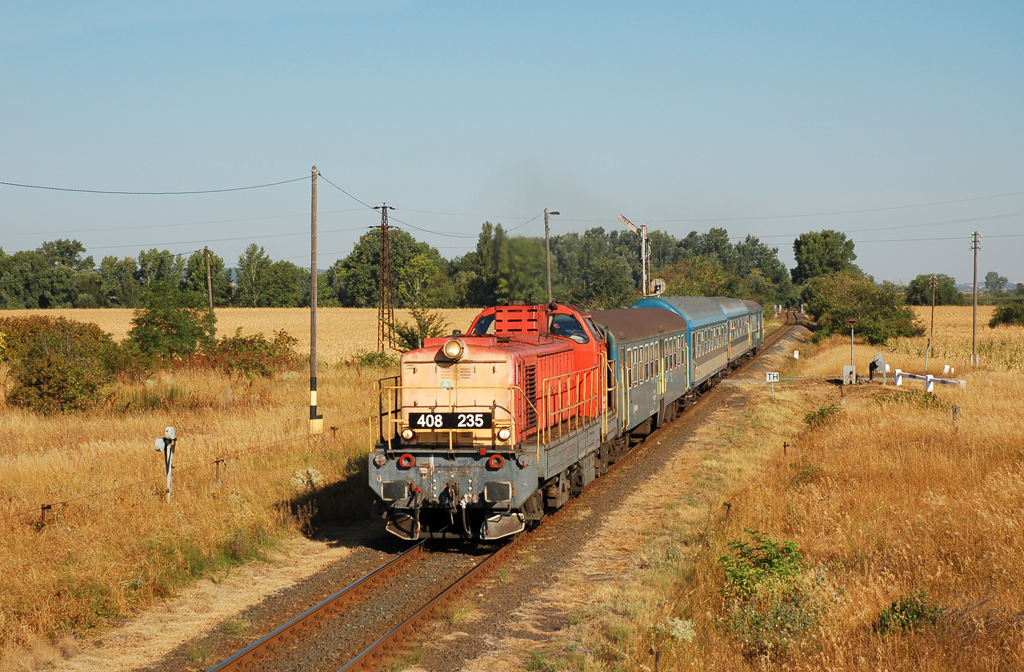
top-left (2, 1), bottom-right (1021, 285)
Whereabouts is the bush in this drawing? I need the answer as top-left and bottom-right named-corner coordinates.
top-left (718, 529), bottom-right (830, 657)
top-left (875, 591), bottom-right (943, 633)
top-left (389, 307), bottom-right (451, 352)
top-left (8, 332), bottom-right (112, 414)
top-left (0, 315), bottom-right (117, 364)
top-left (128, 283), bottom-right (216, 360)
top-left (200, 329), bottom-right (301, 378)
top-left (0, 316), bottom-right (123, 414)
top-left (804, 404), bottom-right (843, 428)
top-left (989, 302), bottom-right (1024, 328)
top-left (351, 349), bottom-right (399, 368)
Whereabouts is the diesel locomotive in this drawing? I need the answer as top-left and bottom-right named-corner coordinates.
top-left (368, 297), bottom-right (763, 541)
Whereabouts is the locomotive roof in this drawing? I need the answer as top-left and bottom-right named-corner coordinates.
top-left (590, 307), bottom-right (688, 342)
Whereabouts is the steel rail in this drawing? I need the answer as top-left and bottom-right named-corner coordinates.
top-left (338, 534), bottom-right (526, 670)
top-left (206, 539), bottom-right (428, 672)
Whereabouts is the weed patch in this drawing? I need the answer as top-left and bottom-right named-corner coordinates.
top-left (803, 403), bottom-right (843, 428)
top-left (874, 591), bottom-right (943, 634)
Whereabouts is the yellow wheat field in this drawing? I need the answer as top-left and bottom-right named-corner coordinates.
top-left (0, 308), bottom-right (482, 362)
top-left (885, 305), bottom-right (1024, 372)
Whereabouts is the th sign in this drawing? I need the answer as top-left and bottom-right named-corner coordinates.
top-left (766, 372), bottom-right (780, 383)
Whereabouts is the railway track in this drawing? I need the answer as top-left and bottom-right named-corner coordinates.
top-left (206, 316), bottom-right (801, 672)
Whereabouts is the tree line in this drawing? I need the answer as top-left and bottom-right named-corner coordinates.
top-left (1, 225), bottom-right (1016, 318)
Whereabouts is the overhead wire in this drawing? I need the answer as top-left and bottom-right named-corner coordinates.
top-left (559, 188), bottom-right (1024, 224)
top-left (0, 176), bottom-right (309, 195)
top-left (0, 209), bottom-right (366, 238)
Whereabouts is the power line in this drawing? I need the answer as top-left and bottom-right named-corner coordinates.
top-left (0, 208), bottom-right (366, 238)
top-left (80, 226), bottom-right (369, 252)
top-left (559, 188), bottom-right (1024, 224)
top-left (0, 176), bottom-right (309, 195)
top-left (853, 232), bottom-right (1024, 245)
top-left (727, 210), bottom-right (1024, 242)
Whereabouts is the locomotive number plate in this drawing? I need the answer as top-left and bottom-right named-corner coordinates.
top-left (409, 412), bottom-right (492, 429)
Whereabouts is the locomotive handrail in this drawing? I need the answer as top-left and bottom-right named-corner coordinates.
top-left (538, 361), bottom-right (604, 449)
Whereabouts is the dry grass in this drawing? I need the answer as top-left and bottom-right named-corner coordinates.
top-left (0, 307), bottom-right (479, 668)
top-left (532, 325), bottom-right (1024, 671)
top-left (0, 308), bottom-right (480, 362)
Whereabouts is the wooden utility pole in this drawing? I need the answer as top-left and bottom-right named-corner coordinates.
top-left (310, 166), bottom-right (323, 434)
top-left (971, 232), bottom-right (981, 367)
top-left (204, 246), bottom-right (214, 312)
top-left (925, 275), bottom-right (936, 373)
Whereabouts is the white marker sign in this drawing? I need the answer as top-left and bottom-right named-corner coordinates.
top-left (766, 372), bottom-right (780, 383)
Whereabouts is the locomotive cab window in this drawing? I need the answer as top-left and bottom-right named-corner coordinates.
top-left (549, 314), bottom-right (590, 343)
top-left (470, 314), bottom-right (495, 335)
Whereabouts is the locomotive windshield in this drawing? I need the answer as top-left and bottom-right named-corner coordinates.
top-left (470, 314), bottom-right (495, 335)
top-left (549, 314), bottom-right (589, 343)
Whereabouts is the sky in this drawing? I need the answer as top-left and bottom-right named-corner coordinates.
top-left (1, 1), bottom-right (1022, 286)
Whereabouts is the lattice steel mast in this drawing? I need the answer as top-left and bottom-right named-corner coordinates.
top-left (375, 204), bottom-right (396, 352)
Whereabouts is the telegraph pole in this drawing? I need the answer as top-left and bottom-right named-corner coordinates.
top-left (310, 166), bottom-right (323, 434)
top-left (375, 204), bottom-right (396, 352)
top-left (970, 232), bottom-right (981, 367)
top-left (544, 208), bottom-right (559, 303)
top-left (925, 275), bottom-right (936, 373)
top-left (204, 246), bottom-right (214, 312)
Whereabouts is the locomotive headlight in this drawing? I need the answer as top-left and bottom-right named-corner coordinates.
top-left (400, 428), bottom-right (415, 441)
top-left (497, 428), bottom-right (512, 441)
top-left (442, 338), bottom-right (465, 361)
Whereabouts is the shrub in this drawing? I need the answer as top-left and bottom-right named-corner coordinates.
top-left (350, 349), bottom-right (399, 368)
top-left (718, 529), bottom-right (829, 657)
top-left (875, 390), bottom-right (949, 410)
top-left (804, 403), bottom-right (843, 428)
top-left (989, 302), bottom-right (1024, 328)
top-left (200, 328), bottom-right (301, 377)
top-left (389, 307), bottom-right (452, 352)
top-left (875, 591), bottom-right (943, 633)
top-left (0, 315), bottom-right (116, 364)
top-left (0, 316), bottom-right (122, 414)
top-left (128, 283), bottom-right (216, 360)
top-left (8, 332), bottom-right (112, 414)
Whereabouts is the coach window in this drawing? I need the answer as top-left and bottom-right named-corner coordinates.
top-left (549, 314), bottom-right (590, 344)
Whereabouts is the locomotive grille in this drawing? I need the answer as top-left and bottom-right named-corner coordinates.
top-left (523, 364), bottom-right (537, 430)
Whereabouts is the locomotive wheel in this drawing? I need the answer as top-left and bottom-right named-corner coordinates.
top-left (570, 467), bottom-right (585, 497)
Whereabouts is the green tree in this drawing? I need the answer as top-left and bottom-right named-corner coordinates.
top-left (128, 282), bottom-right (216, 358)
top-left (805, 271), bottom-right (923, 344)
top-left (984, 271), bottom-right (1008, 294)
top-left (905, 274), bottom-right (965, 306)
top-left (326, 228), bottom-right (446, 308)
top-left (791, 230), bottom-right (858, 285)
top-left (39, 239), bottom-right (93, 271)
top-left (183, 250), bottom-right (233, 305)
top-left (563, 254), bottom-right (637, 309)
top-left (135, 249), bottom-right (185, 287)
top-left (98, 256), bottom-right (142, 307)
top-left (235, 244), bottom-right (274, 307)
